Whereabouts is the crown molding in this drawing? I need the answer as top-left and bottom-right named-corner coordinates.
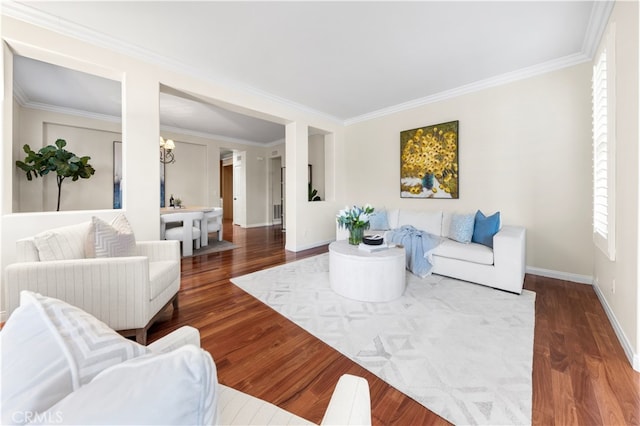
top-left (16, 98), bottom-right (273, 146)
top-left (16, 97), bottom-right (121, 124)
top-left (581, 0), bottom-right (615, 60)
top-left (12, 81), bottom-right (28, 105)
top-left (4, 0), bottom-right (613, 129)
top-left (1, 1), bottom-right (343, 126)
top-left (344, 52), bottom-right (590, 126)
top-left (159, 124), bottom-right (277, 148)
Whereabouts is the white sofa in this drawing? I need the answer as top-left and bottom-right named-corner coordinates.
top-left (1, 290), bottom-right (371, 425)
top-left (4, 219), bottom-right (181, 344)
top-left (337, 209), bottom-right (526, 294)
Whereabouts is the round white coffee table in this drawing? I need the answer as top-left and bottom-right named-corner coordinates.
top-left (329, 240), bottom-right (406, 302)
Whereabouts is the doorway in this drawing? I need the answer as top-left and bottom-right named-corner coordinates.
top-left (220, 152), bottom-right (234, 220)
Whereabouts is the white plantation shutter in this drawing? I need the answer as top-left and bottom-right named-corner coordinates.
top-left (592, 23), bottom-right (615, 260)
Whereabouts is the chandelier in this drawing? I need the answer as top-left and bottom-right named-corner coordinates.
top-left (159, 137), bottom-right (175, 164)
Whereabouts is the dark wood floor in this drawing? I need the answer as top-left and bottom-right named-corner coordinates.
top-left (148, 221), bottom-right (640, 425)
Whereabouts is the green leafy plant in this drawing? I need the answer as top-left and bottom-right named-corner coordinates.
top-left (16, 139), bottom-right (95, 211)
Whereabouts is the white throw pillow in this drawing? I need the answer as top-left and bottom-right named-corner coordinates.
top-left (86, 214), bottom-right (136, 258)
top-left (33, 222), bottom-right (91, 261)
top-left (0, 291), bottom-right (148, 425)
top-left (34, 346), bottom-right (219, 425)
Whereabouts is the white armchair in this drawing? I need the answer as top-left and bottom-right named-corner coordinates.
top-left (4, 235), bottom-right (180, 345)
top-left (202, 207), bottom-right (223, 246)
top-left (161, 211), bottom-right (204, 256)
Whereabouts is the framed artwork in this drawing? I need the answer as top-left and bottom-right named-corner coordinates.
top-left (400, 120), bottom-right (459, 199)
top-left (113, 141), bottom-right (122, 209)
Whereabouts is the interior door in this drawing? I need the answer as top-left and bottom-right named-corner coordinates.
top-left (222, 165), bottom-right (233, 220)
top-left (233, 162), bottom-right (244, 226)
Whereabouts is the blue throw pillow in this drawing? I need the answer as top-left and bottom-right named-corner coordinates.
top-left (472, 210), bottom-right (500, 248)
top-left (449, 213), bottom-right (475, 243)
top-left (368, 210), bottom-right (390, 230)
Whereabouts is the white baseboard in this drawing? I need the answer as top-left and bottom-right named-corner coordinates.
top-left (287, 239), bottom-right (334, 252)
top-left (526, 266), bottom-right (593, 284)
top-left (592, 283), bottom-right (640, 372)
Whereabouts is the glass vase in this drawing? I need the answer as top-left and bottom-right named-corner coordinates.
top-left (348, 227), bottom-right (365, 245)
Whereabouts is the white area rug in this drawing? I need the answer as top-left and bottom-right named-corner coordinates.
top-left (231, 253), bottom-right (535, 425)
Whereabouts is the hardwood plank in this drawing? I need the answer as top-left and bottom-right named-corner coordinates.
top-left (148, 221), bottom-right (640, 425)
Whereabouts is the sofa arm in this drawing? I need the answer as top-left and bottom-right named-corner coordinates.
top-left (4, 257), bottom-right (151, 329)
top-left (492, 225), bottom-right (526, 293)
top-left (321, 374), bottom-right (371, 426)
top-left (135, 240), bottom-right (180, 262)
top-left (147, 326), bottom-right (201, 353)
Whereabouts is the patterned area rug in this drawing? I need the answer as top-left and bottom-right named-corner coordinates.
top-left (231, 253), bottom-right (535, 425)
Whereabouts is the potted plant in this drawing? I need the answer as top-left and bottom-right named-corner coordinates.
top-left (16, 139), bottom-right (95, 211)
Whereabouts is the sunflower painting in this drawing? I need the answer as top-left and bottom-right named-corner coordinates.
top-left (400, 121), bottom-right (459, 199)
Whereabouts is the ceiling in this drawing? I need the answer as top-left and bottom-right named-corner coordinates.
top-left (6, 1), bottom-right (611, 145)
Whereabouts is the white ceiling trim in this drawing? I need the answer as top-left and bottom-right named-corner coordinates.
top-left (345, 51), bottom-right (590, 126)
top-left (13, 87), bottom-right (279, 146)
top-left (12, 82), bottom-right (28, 106)
top-left (160, 124), bottom-right (283, 148)
top-left (581, 0), bottom-right (615, 59)
top-left (13, 91), bottom-right (121, 124)
top-left (4, 0), bottom-right (614, 127)
top-left (2, 1), bottom-right (342, 125)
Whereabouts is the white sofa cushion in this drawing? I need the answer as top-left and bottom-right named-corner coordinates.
top-left (149, 260), bottom-right (181, 300)
top-left (34, 345), bottom-right (219, 426)
top-left (396, 210), bottom-right (443, 236)
top-left (433, 239), bottom-right (494, 265)
top-left (33, 222), bottom-right (91, 261)
top-left (0, 291), bottom-right (148, 425)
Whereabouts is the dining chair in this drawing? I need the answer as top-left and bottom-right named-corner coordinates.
top-left (161, 211), bottom-right (204, 256)
top-left (201, 208), bottom-right (223, 247)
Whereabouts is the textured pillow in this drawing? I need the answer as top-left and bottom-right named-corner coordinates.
top-left (368, 210), bottom-right (390, 231)
top-left (0, 291), bottom-right (148, 425)
top-left (35, 346), bottom-right (219, 426)
top-left (449, 213), bottom-right (475, 243)
top-left (87, 214), bottom-right (136, 258)
top-left (33, 222), bottom-right (91, 261)
top-left (472, 210), bottom-right (501, 248)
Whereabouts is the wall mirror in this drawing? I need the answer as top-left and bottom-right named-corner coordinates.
top-left (12, 54), bottom-right (122, 212)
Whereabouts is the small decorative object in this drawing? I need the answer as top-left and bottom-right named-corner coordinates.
top-left (336, 204), bottom-right (374, 245)
top-left (400, 120), bottom-right (459, 199)
top-left (363, 235), bottom-right (384, 245)
top-left (174, 198), bottom-right (182, 208)
top-left (169, 194), bottom-right (175, 207)
top-left (16, 139), bottom-right (95, 211)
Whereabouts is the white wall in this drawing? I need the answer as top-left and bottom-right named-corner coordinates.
top-left (345, 63), bottom-right (594, 277)
top-left (592, 1), bottom-right (640, 369)
top-left (14, 106), bottom-right (121, 212)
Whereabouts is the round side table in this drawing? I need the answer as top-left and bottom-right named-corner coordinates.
top-left (329, 240), bottom-right (406, 302)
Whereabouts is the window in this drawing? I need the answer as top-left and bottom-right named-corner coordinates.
top-left (592, 23), bottom-right (616, 261)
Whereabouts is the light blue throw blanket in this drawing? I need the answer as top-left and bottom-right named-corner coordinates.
top-left (388, 225), bottom-right (442, 278)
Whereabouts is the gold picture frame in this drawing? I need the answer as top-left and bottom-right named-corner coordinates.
top-left (400, 120), bottom-right (459, 199)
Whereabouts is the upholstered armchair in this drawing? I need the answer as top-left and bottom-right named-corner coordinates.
top-left (202, 207), bottom-right (223, 246)
top-left (4, 217), bottom-right (180, 345)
